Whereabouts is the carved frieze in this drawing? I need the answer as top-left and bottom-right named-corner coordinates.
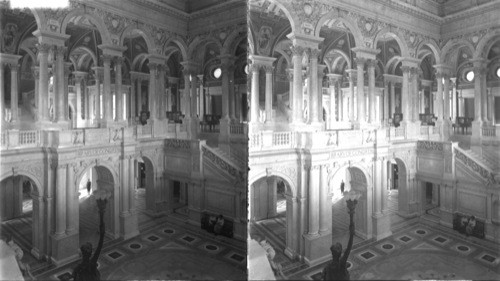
top-left (76, 146), bottom-right (121, 158)
top-left (329, 148), bottom-right (373, 160)
top-left (165, 139), bottom-right (190, 150)
top-left (417, 141), bottom-right (444, 152)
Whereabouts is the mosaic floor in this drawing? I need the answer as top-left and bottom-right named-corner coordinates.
top-left (2, 188), bottom-right (246, 280)
top-left (291, 223), bottom-right (500, 280)
top-left (250, 189), bottom-right (500, 280)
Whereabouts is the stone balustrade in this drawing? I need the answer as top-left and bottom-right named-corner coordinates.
top-left (1, 129), bottom-right (41, 149)
top-left (482, 127), bottom-right (496, 137)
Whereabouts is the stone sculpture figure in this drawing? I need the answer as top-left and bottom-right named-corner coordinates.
top-left (72, 196), bottom-right (106, 281)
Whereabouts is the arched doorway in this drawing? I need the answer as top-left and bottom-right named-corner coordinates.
top-left (77, 165), bottom-right (118, 245)
top-left (0, 174), bottom-right (42, 259)
top-left (136, 157), bottom-right (155, 213)
top-left (249, 175), bottom-right (295, 256)
top-left (391, 158), bottom-right (409, 217)
top-left (330, 166), bottom-right (371, 241)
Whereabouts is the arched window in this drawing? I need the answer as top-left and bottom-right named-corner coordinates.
top-left (465, 70), bottom-right (474, 82)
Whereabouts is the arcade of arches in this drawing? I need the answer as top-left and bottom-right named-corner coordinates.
top-left (0, 0), bottom-right (247, 280)
top-left (248, 0), bottom-right (500, 280)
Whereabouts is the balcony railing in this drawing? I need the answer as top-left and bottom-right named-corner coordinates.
top-left (482, 127), bottom-right (496, 137)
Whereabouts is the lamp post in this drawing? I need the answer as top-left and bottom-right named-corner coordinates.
top-left (72, 189), bottom-right (110, 281)
top-left (323, 190), bottom-right (360, 281)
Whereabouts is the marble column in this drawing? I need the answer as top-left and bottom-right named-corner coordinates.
top-left (309, 49), bottom-right (320, 123)
top-left (55, 165), bottom-right (67, 237)
top-left (384, 81), bottom-right (390, 124)
top-left (130, 77), bottom-right (136, 120)
top-left (250, 64), bottom-right (260, 123)
top-left (32, 67), bottom-right (40, 121)
top-left (347, 69), bottom-right (356, 122)
top-left (198, 75), bottom-right (204, 119)
top-left (435, 71), bottom-right (444, 121)
top-left (137, 78), bottom-right (142, 114)
top-left (121, 158), bottom-right (129, 214)
top-left (381, 160), bottom-right (389, 213)
top-left (368, 60), bottom-right (376, 124)
top-left (128, 158), bottom-right (135, 213)
top-left (10, 63), bottom-right (19, 123)
top-left (38, 44), bottom-right (50, 122)
top-left (221, 57), bottom-right (232, 120)
top-left (182, 70), bottom-right (190, 117)
top-left (328, 76), bottom-right (336, 127)
top-left (480, 64), bottom-right (489, 122)
top-left (102, 55), bottom-right (113, 124)
top-left (443, 74), bottom-right (450, 122)
top-left (190, 73), bottom-right (198, 118)
top-left (55, 46), bottom-right (67, 123)
top-left (264, 65), bottom-right (273, 123)
top-left (115, 57), bottom-right (123, 121)
top-left (401, 66), bottom-right (411, 122)
top-left (355, 58), bottom-right (366, 123)
top-left (319, 164), bottom-right (330, 234)
top-left (308, 165), bottom-right (319, 236)
top-left (291, 46), bottom-right (304, 123)
top-left (92, 67), bottom-right (102, 122)
top-left (148, 62), bottom-right (158, 120)
top-left (287, 69), bottom-right (293, 110)
top-left (74, 72), bottom-right (86, 122)
top-left (390, 82), bottom-right (396, 116)
top-left (411, 68), bottom-right (420, 122)
top-left (66, 164), bottom-right (76, 234)
top-left (0, 63), bottom-right (4, 121)
top-left (228, 66), bottom-right (236, 121)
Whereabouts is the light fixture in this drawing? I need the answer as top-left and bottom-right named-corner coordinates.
top-left (496, 67), bottom-right (500, 78)
top-left (213, 67), bottom-right (222, 79)
top-left (344, 189), bottom-right (361, 202)
top-left (466, 71), bottom-right (474, 82)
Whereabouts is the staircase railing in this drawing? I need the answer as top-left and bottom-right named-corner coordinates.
top-left (454, 146), bottom-right (498, 185)
top-left (201, 144), bottom-right (243, 179)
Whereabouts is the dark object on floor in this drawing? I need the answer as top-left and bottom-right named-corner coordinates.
top-left (453, 212), bottom-right (485, 239)
top-left (72, 197), bottom-right (107, 281)
top-left (201, 212), bottom-right (233, 238)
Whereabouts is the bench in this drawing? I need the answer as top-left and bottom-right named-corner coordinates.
top-left (201, 212), bottom-right (234, 238)
top-left (452, 212), bottom-right (485, 239)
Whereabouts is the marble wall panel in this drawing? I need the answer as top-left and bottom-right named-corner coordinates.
top-left (457, 190), bottom-right (487, 218)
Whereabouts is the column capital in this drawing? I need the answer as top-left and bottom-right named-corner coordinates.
top-left (54, 45), bottom-right (67, 56)
top-left (98, 44), bottom-right (127, 57)
top-left (36, 43), bottom-right (52, 54)
top-left (317, 64), bottom-right (327, 76)
top-left (286, 68), bottom-right (294, 81)
top-left (114, 56), bottom-right (124, 65)
top-left (32, 66), bottom-right (40, 79)
top-left (367, 59), bottom-right (377, 68)
top-left (354, 57), bottom-right (367, 67)
top-left (73, 71), bottom-right (88, 82)
top-left (327, 73), bottom-right (342, 85)
top-left (351, 47), bottom-right (380, 60)
top-left (0, 53), bottom-right (22, 65)
top-left (101, 54), bottom-right (113, 64)
top-left (308, 48), bottom-right (321, 59)
top-left (401, 65), bottom-right (412, 74)
top-left (290, 45), bottom-right (305, 57)
top-left (249, 54), bottom-right (276, 67)
top-left (433, 64), bottom-right (453, 76)
top-left (286, 32), bottom-right (324, 50)
top-left (180, 61), bottom-right (199, 75)
top-left (250, 63), bottom-right (261, 73)
top-left (263, 65), bottom-right (274, 73)
top-left (9, 63), bottom-right (19, 71)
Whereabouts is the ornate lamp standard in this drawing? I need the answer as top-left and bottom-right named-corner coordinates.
top-left (323, 190), bottom-right (361, 281)
top-left (72, 189), bottom-right (110, 281)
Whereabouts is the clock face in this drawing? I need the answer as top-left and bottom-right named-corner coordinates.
top-left (304, 4), bottom-right (313, 15)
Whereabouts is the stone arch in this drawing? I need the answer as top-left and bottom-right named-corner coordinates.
top-left (131, 53), bottom-right (148, 71)
top-left (474, 30), bottom-right (500, 59)
top-left (314, 12), bottom-right (364, 48)
top-left (164, 37), bottom-right (189, 62)
top-left (0, 169), bottom-right (46, 259)
top-left (265, 0), bottom-right (299, 35)
top-left (391, 156), bottom-right (410, 217)
top-left (187, 36), bottom-right (222, 60)
top-left (249, 26), bottom-right (255, 55)
top-left (60, 9), bottom-right (112, 45)
top-left (327, 49), bottom-right (352, 72)
top-left (249, 168), bottom-right (297, 198)
top-left (75, 161), bottom-right (120, 238)
top-left (71, 46), bottom-right (98, 70)
top-left (222, 25), bottom-right (246, 56)
top-left (373, 29), bottom-right (410, 58)
top-left (0, 169), bottom-right (43, 197)
top-left (28, 9), bottom-right (44, 32)
top-left (440, 39), bottom-right (475, 65)
top-left (274, 49), bottom-right (291, 66)
top-left (385, 56), bottom-right (402, 74)
top-left (328, 162), bottom-right (372, 239)
top-left (136, 154), bottom-right (156, 212)
top-left (416, 39), bottom-right (441, 64)
top-left (119, 26), bottom-right (154, 53)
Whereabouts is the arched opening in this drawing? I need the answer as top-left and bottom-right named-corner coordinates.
top-left (387, 158), bottom-right (412, 221)
top-left (171, 180), bottom-right (189, 216)
top-left (135, 157), bottom-right (155, 214)
top-left (330, 166), bottom-right (370, 242)
top-left (77, 165), bottom-right (118, 245)
top-left (0, 175), bottom-right (41, 260)
top-left (249, 175), bottom-right (294, 257)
